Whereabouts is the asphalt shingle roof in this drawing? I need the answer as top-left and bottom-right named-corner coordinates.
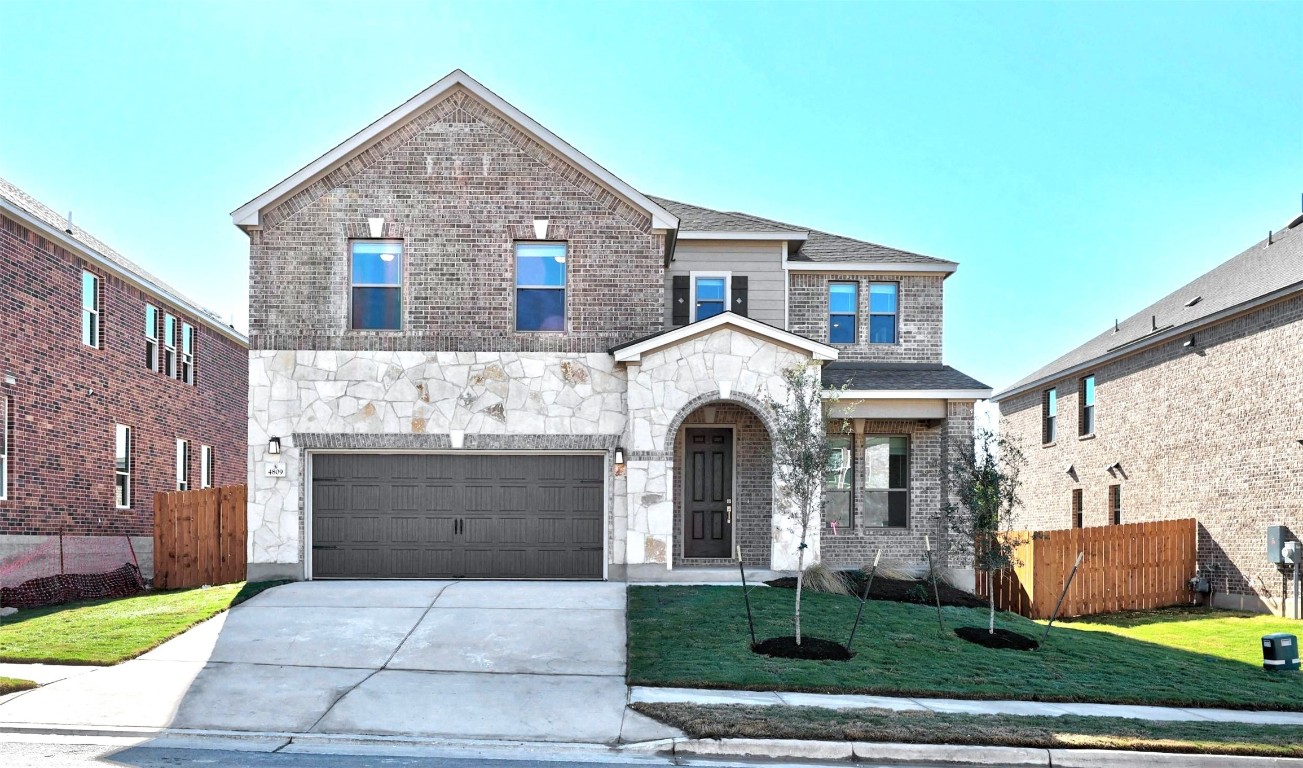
top-left (997, 222), bottom-right (1303, 398)
top-left (649, 196), bottom-right (955, 266)
top-left (822, 362), bottom-right (990, 391)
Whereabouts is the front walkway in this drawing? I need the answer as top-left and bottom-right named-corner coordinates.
top-left (631, 685), bottom-right (1303, 726)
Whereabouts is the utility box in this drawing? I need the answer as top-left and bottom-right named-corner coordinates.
top-left (1269, 526), bottom-right (1288, 564)
top-left (1262, 634), bottom-right (1300, 672)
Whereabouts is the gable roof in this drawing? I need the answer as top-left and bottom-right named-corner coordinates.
top-left (609, 311), bottom-right (837, 363)
top-left (994, 221), bottom-right (1303, 401)
top-left (231, 69), bottom-right (679, 233)
top-left (823, 362), bottom-right (990, 395)
top-left (651, 196), bottom-right (957, 270)
top-left (0, 176), bottom-right (247, 345)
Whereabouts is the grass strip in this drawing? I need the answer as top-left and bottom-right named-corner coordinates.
top-left (0, 580), bottom-right (287, 665)
top-left (0, 676), bottom-right (37, 696)
top-left (634, 702), bottom-right (1303, 758)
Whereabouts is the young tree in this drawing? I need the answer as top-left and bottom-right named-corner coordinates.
top-left (765, 363), bottom-right (834, 645)
top-left (942, 427), bottom-right (1026, 634)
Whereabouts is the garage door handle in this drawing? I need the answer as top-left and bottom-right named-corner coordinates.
top-left (312, 545), bottom-right (339, 550)
top-left (578, 546), bottom-right (603, 551)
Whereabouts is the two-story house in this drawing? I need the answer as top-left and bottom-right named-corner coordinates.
top-left (994, 218), bottom-right (1303, 616)
top-left (236, 70), bottom-right (989, 582)
top-left (0, 177), bottom-right (248, 579)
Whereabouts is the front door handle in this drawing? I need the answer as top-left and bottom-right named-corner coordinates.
top-left (726, 498), bottom-right (733, 524)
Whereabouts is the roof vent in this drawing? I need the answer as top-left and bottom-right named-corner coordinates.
top-left (1184, 296), bottom-right (1202, 307)
top-left (1286, 212), bottom-right (1303, 230)
top-left (65, 210), bottom-right (73, 234)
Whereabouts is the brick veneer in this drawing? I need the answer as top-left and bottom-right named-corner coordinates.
top-left (0, 211), bottom-right (247, 537)
top-left (999, 293), bottom-right (1303, 611)
top-left (248, 87), bottom-right (666, 353)
top-left (788, 272), bottom-right (944, 362)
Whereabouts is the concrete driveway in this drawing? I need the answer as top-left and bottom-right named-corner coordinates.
top-left (0, 581), bottom-right (673, 744)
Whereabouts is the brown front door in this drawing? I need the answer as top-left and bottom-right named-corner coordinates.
top-left (684, 428), bottom-right (733, 559)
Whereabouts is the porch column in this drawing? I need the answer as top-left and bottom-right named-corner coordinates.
top-left (624, 456), bottom-right (673, 568)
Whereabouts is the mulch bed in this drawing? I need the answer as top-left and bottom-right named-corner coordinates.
top-left (954, 626), bottom-right (1039, 651)
top-left (752, 635), bottom-right (853, 661)
top-left (766, 571), bottom-right (988, 609)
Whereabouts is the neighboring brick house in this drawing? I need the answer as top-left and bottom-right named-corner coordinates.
top-left (0, 178), bottom-right (248, 577)
top-left (993, 218), bottom-right (1303, 616)
top-left (235, 70), bottom-right (988, 582)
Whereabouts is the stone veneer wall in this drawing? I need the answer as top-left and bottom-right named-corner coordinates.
top-left (672, 403), bottom-right (773, 568)
top-left (248, 350), bottom-right (626, 574)
top-left (999, 294), bottom-right (1303, 614)
top-left (788, 272), bottom-right (944, 363)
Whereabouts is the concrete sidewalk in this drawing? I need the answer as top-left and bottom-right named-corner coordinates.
top-left (630, 685), bottom-right (1303, 726)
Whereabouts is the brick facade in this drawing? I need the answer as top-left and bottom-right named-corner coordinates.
top-left (0, 211), bottom-right (247, 539)
top-left (788, 272), bottom-right (944, 362)
top-left (999, 294), bottom-right (1303, 612)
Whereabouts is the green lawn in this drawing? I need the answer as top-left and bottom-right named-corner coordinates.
top-left (634, 702), bottom-right (1303, 758)
top-left (0, 677), bottom-right (37, 696)
top-left (0, 581), bottom-right (286, 665)
top-left (1064, 607), bottom-right (1294, 665)
top-left (627, 586), bottom-right (1303, 710)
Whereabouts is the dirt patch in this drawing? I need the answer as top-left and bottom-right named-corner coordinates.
top-left (766, 571), bottom-right (987, 609)
top-left (752, 636), bottom-right (853, 661)
top-left (954, 626), bottom-right (1039, 651)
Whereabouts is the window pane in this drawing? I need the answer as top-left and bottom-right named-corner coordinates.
top-left (182, 325), bottom-right (193, 354)
top-left (695, 278), bottom-right (725, 301)
top-left (887, 490), bottom-right (908, 527)
top-left (82, 272), bottom-right (97, 309)
top-left (888, 439), bottom-right (908, 488)
top-left (695, 300), bottom-right (724, 320)
top-left (829, 315), bottom-right (856, 344)
top-left (869, 314), bottom-right (895, 343)
top-left (145, 305), bottom-right (157, 338)
top-left (1084, 376), bottom-right (1095, 406)
top-left (351, 242), bottom-right (403, 285)
top-left (825, 491), bottom-right (851, 528)
top-left (1047, 389), bottom-right (1057, 417)
top-left (115, 425), bottom-right (129, 469)
top-left (865, 438), bottom-right (890, 488)
top-left (352, 287), bottom-right (402, 330)
top-left (829, 283), bottom-right (857, 314)
top-left (825, 436), bottom-right (852, 490)
top-left (165, 315), bottom-right (175, 344)
top-left (515, 243), bottom-right (567, 286)
top-left (116, 474), bottom-right (129, 508)
top-left (516, 288), bottom-right (565, 331)
top-left (869, 283), bottom-right (897, 313)
top-left (865, 491), bottom-right (888, 527)
top-left (82, 311), bottom-right (95, 346)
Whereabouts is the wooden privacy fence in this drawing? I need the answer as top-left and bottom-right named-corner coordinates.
top-left (977, 518), bottom-right (1197, 620)
top-left (154, 485), bottom-right (247, 590)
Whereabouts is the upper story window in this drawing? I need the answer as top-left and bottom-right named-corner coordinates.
top-left (351, 241), bottom-right (403, 330)
top-left (181, 324), bottom-right (195, 384)
top-left (0, 396), bottom-right (8, 501)
top-left (1071, 488), bottom-right (1082, 528)
top-left (1080, 375), bottom-right (1095, 436)
top-left (115, 425), bottom-right (132, 509)
top-left (829, 282), bottom-right (857, 344)
top-left (145, 305), bottom-right (158, 370)
top-left (824, 434), bottom-right (853, 530)
top-left (1042, 388), bottom-right (1057, 444)
top-left (201, 445), bottom-right (214, 488)
top-left (865, 436), bottom-right (909, 528)
top-left (515, 242), bottom-right (566, 332)
top-left (692, 274), bottom-right (728, 321)
top-left (81, 271), bottom-right (100, 348)
top-left (1110, 484), bottom-right (1122, 525)
top-left (176, 438), bottom-right (190, 491)
top-left (163, 314), bottom-right (177, 377)
top-left (868, 283), bottom-right (898, 344)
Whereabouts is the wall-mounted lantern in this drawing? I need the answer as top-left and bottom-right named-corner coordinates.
top-left (614, 446), bottom-right (626, 467)
top-left (268, 437), bottom-right (281, 456)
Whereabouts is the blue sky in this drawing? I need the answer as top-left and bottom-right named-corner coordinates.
top-left (1, 0), bottom-right (1298, 391)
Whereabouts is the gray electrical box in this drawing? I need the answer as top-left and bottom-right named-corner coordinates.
top-left (1269, 526), bottom-right (1288, 564)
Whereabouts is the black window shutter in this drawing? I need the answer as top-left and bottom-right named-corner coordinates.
top-left (731, 275), bottom-right (748, 317)
top-left (672, 275), bottom-right (690, 325)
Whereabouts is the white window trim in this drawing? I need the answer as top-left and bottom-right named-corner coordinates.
top-left (176, 438), bottom-right (190, 491)
top-left (115, 425), bottom-right (131, 510)
top-left (688, 271), bottom-right (731, 323)
top-left (145, 304), bottom-right (158, 371)
top-left (163, 314), bottom-right (177, 378)
top-left (828, 280), bottom-right (859, 345)
top-left (181, 323), bottom-right (194, 384)
top-left (349, 240), bottom-right (405, 332)
top-left (82, 271), bottom-right (100, 348)
top-left (200, 445), bottom-right (213, 488)
top-left (867, 281), bottom-right (900, 345)
top-left (513, 241), bottom-right (568, 333)
top-left (0, 395), bottom-right (8, 501)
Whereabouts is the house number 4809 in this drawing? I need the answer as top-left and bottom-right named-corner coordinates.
top-left (264, 463), bottom-right (287, 478)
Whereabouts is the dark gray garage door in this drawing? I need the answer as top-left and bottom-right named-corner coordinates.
top-left (311, 453), bottom-right (604, 579)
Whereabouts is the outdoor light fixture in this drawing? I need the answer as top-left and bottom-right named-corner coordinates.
top-left (268, 437), bottom-right (281, 456)
top-left (614, 446), bottom-right (626, 466)
top-left (1063, 463), bottom-right (1075, 475)
top-left (1183, 335), bottom-right (1196, 348)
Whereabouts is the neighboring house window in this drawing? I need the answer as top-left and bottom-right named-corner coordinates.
top-left (201, 445), bottom-right (214, 489)
top-left (351, 241), bottom-right (403, 330)
top-left (868, 283), bottom-right (897, 343)
top-left (515, 242), bottom-right (566, 331)
top-left (115, 425), bottom-right (131, 509)
top-left (181, 323), bottom-right (194, 384)
top-left (865, 436), bottom-right (908, 527)
top-left (0, 396), bottom-right (7, 501)
top-left (145, 304), bottom-right (158, 371)
top-left (1072, 488), bottom-right (1083, 529)
top-left (1080, 375), bottom-right (1095, 436)
top-left (1110, 484), bottom-right (1122, 525)
top-left (824, 435), bottom-right (853, 530)
top-left (176, 439), bottom-right (190, 491)
top-left (82, 271), bottom-right (100, 347)
top-left (163, 314), bottom-right (177, 377)
top-left (828, 282), bottom-right (857, 344)
top-left (1042, 388), bottom-right (1057, 444)
top-left (691, 274), bottom-right (728, 321)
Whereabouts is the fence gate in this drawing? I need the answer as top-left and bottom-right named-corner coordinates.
top-left (154, 485), bottom-right (247, 590)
